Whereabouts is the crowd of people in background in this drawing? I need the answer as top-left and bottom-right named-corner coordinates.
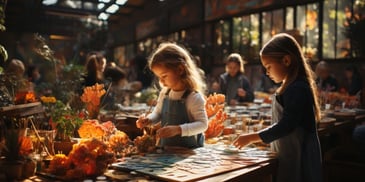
top-left (0, 33), bottom-right (362, 112)
top-left (1, 33), bottom-right (364, 171)
top-left (0, 36), bottom-right (363, 109)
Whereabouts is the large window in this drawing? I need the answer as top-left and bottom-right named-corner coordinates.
top-left (323, 0), bottom-right (365, 59)
top-left (286, 7), bottom-right (295, 30)
top-left (323, 0), bottom-right (336, 58)
top-left (232, 14), bottom-right (260, 62)
top-left (213, 20), bottom-right (231, 64)
top-left (296, 3), bottom-right (319, 60)
top-left (261, 9), bottom-right (285, 46)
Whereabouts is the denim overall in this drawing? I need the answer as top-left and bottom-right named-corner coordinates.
top-left (160, 89), bottom-right (204, 148)
top-left (271, 94), bottom-right (322, 182)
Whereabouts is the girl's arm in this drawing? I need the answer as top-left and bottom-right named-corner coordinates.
top-left (259, 83), bottom-right (312, 143)
top-left (233, 132), bottom-right (261, 149)
top-left (180, 92), bottom-right (208, 136)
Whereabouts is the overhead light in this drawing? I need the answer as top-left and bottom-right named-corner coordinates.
top-left (105, 4), bottom-right (119, 13)
top-left (43, 0), bottom-right (58, 6)
top-left (50, 35), bottom-right (73, 40)
top-left (99, 0), bottom-right (111, 3)
top-left (98, 12), bottom-right (110, 20)
top-left (97, 3), bottom-right (105, 10)
top-left (116, 0), bottom-right (127, 5)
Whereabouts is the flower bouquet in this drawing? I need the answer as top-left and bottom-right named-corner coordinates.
top-left (80, 83), bottom-right (106, 119)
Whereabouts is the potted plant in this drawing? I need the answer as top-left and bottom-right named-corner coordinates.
top-left (41, 97), bottom-right (83, 155)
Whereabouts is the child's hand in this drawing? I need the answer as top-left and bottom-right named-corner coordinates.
top-left (136, 115), bottom-right (152, 129)
top-left (156, 125), bottom-right (182, 138)
top-left (232, 133), bottom-right (260, 149)
top-left (237, 88), bottom-right (247, 97)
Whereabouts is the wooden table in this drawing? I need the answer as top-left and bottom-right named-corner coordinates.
top-left (196, 159), bottom-right (277, 182)
top-left (22, 145), bottom-right (277, 182)
top-left (318, 113), bottom-right (365, 153)
top-left (108, 145), bottom-right (277, 182)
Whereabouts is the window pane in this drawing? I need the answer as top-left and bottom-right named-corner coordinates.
top-left (213, 20), bottom-right (230, 64)
top-left (272, 9), bottom-right (284, 35)
top-left (305, 3), bottom-right (319, 60)
top-left (323, 0), bottom-right (336, 58)
top-left (351, 0), bottom-right (365, 57)
top-left (296, 4), bottom-right (319, 60)
top-left (232, 16), bottom-right (250, 57)
top-left (286, 7), bottom-right (294, 30)
top-left (296, 5), bottom-right (306, 35)
top-left (250, 14), bottom-right (260, 61)
top-left (337, 0), bottom-right (352, 58)
top-left (232, 14), bottom-right (260, 62)
top-left (262, 12), bottom-right (272, 45)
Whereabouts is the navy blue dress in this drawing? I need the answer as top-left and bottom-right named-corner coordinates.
top-left (259, 79), bottom-right (322, 182)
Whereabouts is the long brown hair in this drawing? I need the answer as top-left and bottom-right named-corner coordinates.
top-left (260, 33), bottom-right (321, 121)
top-left (148, 42), bottom-right (206, 94)
top-left (225, 53), bottom-right (245, 73)
top-left (85, 51), bottom-right (105, 83)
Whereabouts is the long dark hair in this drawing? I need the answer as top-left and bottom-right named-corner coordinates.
top-left (260, 33), bottom-right (321, 121)
top-left (84, 51), bottom-right (105, 85)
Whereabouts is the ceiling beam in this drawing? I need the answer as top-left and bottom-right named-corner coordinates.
top-left (43, 5), bottom-right (99, 15)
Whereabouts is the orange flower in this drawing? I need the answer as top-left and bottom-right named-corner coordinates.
top-left (80, 83), bottom-right (106, 118)
top-left (19, 136), bottom-right (33, 156)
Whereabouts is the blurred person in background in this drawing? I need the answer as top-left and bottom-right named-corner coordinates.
top-left (128, 54), bottom-right (153, 90)
top-left (82, 51), bottom-right (107, 87)
top-left (315, 60), bottom-right (338, 92)
top-left (27, 65), bottom-right (42, 86)
top-left (218, 53), bottom-right (254, 105)
top-left (103, 65), bottom-right (128, 109)
top-left (4, 59), bottom-right (32, 93)
top-left (344, 65), bottom-right (362, 96)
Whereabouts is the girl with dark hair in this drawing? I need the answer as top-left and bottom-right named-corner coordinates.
top-left (82, 51), bottom-right (107, 87)
top-left (233, 33), bottom-right (322, 182)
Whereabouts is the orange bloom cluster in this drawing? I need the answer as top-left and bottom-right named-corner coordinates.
top-left (80, 83), bottom-right (106, 118)
top-left (205, 109), bottom-right (227, 139)
top-left (205, 93), bottom-right (227, 138)
top-left (46, 139), bottom-right (115, 179)
top-left (14, 91), bottom-right (37, 104)
top-left (40, 96), bottom-right (57, 103)
top-left (78, 119), bottom-right (116, 139)
top-left (19, 136), bottom-right (34, 157)
top-left (205, 93), bottom-right (225, 118)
